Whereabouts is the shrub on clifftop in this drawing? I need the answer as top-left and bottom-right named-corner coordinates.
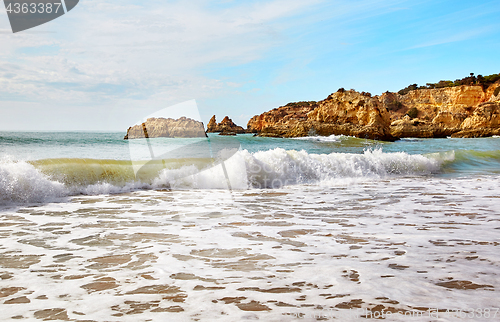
top-left (397, 72), bottom-right (500, 95)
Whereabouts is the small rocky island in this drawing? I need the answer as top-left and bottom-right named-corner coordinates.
top-left (206, 115), bottom-right (245, 135)
top-left (124, 117), bottom-right (207, 139)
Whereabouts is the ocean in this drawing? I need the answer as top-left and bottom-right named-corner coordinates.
top-left (1, 131), bottom-right (499, 321)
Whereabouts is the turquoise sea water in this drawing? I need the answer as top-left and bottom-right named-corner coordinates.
top-left (1, 132), bottom-right (500, 205)
top-left (2, 131), bottom-right (500, 158)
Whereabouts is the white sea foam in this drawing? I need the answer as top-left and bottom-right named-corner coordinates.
top-left (1, 175), bottom-right (500, 321)
top-left (145, 148), bottom-right (444, 189)
top-left (0, 158), bottom-right (67, 205)
top-left (153, 152), bottom-right (250, 190)
top-left (292, 134), bottom-right (346, 142)
top-left (239, 148), bottom-right (442, 188)
top-left (399, 137), bottom-right (423, 141)
top-left (0, 149), bottom-right (448, 205)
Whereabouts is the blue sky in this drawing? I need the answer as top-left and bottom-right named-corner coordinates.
top-left (0, 0), bottom-right (499, 131)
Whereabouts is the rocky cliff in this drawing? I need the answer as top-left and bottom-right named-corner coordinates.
top-left (387, 84), bottom-right (500, 138)
top-left (247, 92), bottom-right (394, 140)
top-left (206, 116), bottom-right (245, 134)
top-left (246, 101), bottom-right (316, 136)
top-left (247, 83), bottom-right (500, 140)
top-left (124, 117), bottom-right (207, 139)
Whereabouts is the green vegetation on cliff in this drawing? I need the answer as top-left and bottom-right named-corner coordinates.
top-left (284, 101), bottom-right (317, 108)
top-left (398, 72), bottom-right (500, 95)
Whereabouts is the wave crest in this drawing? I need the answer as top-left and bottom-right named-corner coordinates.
top-left (1, 149), bottom-right (446, 204)
top-left (0, 159), bottom-right (67, 205)
top-left (242, 148), bottom-right (441, 188)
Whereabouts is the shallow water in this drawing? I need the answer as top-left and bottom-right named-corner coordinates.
top-left (1, 176), bottom-right (499, 321)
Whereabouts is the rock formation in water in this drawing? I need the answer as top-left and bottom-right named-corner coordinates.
top-left (206, 116), bottom-right (245, 134)
top-left (124, 117), bottom-right (207, 139)
top-left (247, 82), bottom-right (500, 140)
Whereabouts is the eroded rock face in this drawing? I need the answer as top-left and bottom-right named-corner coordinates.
top-left (246, 101), bottom-right (316, 134)
top-left (246, 83), bottom-right (500, 140)
top-left (247, 91), bottom-right (394, 140)
top-left (399, 86), bottom-right (486, 116)
top-left (461, 102), bottom-right (500, 129)
top-left (206, 116), bottom-right (217, 132)
top-left (307, 90), bottom-right (394, 141)
top-left (452, 102), bottom-right (500, 137)
top-left (388, 84), bottom-right (500, 138)
top-left (207, 116), bottom-right (245, 134)
top-left (124, 117), bottom-right (206, 139)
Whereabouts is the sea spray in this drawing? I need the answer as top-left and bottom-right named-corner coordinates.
top-left (241, 148), bottom-right (443, 188)
top-left (0, 159), bottom-right (67, 204)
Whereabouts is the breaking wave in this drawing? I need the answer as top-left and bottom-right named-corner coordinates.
top-left (0, 157), bottom-right (67, 205)
top-left (292, 134), bottom-right (346, 142)
top-left (2, 147), bottom-right (488, 205)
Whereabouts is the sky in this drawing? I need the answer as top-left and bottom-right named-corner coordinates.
top-left (0, 0), bottom-right (499, 131)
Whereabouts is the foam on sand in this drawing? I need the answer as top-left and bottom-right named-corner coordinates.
top-left (0, 175), bottom-right (499, 321)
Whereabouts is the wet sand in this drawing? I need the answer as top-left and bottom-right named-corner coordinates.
top-left (1, 176), bottom-right (499, 321)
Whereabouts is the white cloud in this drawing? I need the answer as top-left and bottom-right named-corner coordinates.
top-left (409, 25), bottom-right (495, 49)
top-left (3, 0), bottom-right (495, 131)
top-left (1, 0), bottom-right (318, 100)
top-left (0, 0), bottom-right (324, 130)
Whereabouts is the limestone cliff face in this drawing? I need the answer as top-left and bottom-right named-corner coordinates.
top-left (246, 102), bottom-right (315, 135)
top-left (207, 116), bottom-right (245, 134)
top-left (246, 82), bottom-right (500, 140)
top-left (389, 84), bottom-right (500, 138)
top-left (306, 90), bottom-right (393, 140)
top-left (400, 86), bottom-right (486, 113)
top-left (453, 102), bottom-right (500, 137)
top-left (489, 86), bottom-right (500, 102)
top-left (247, 91), bottom-right (394, 140)
top-left (124, 117), bottom-right (206, 139)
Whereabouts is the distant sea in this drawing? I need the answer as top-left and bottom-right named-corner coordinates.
top-left (1, 131), bottom-right (499, 321)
